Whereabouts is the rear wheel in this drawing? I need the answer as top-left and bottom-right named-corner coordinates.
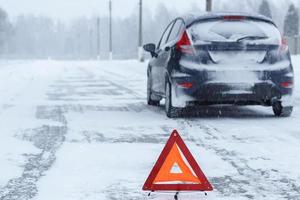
top-left (272, 101), bottom-right (293, 117)
top-left (165, 81), bottom-right (181, 118)
top-left (147, 75), bottom-right (160, 106)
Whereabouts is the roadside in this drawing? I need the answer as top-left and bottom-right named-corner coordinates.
top-left (0, 57), bottom-right (299, 200)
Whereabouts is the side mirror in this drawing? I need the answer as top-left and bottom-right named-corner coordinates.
top-left (143, 43), bottom-right (157, 57)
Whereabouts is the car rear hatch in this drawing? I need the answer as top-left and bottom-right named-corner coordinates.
top-left (178, 16), bottom-right (286, 89)
top-left (186, 15), bottom-right (282, 65)
top-left (174, 15), bottom-right (292, 99)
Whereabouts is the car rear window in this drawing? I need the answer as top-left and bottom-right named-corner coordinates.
top-left (189, 19), bottom-right (281, 44)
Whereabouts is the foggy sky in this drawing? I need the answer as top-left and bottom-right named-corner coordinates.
top-left (1, 0), bottom-right (300, 21)
top-left (0, 0), bottom-right (205, 21)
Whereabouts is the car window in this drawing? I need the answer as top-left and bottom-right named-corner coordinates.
top-left (189, 19), bottom-right (281, 44)
top-left (157, 21), bottom-right (174, 49)
top-left (167, 19), bottom-right (184, 43)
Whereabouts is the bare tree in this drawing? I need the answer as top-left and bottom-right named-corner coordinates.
top-left (0, 7), bottom-right (10, 54)
top-left (258, 0), bottom-right (272, 19)
top-left (284, 4), bottom-right (299, 36)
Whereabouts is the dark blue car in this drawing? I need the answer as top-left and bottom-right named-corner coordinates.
top-left (144, 12), bottom-right (294, 118)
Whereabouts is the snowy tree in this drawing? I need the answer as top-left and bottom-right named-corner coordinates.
top-left (153, 4), bottom-right (174, 43)
top-left (1, 0), bottom-right (292, 59)
top-left (0, 7), bottom-right (11, 54)
top-left (284, 4), bottom-right (299, 37)
top-left (258, 0), bottom-right (272, 19)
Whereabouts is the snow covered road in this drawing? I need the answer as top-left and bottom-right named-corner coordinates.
top-left (0, 58), bottom-right (299, 200)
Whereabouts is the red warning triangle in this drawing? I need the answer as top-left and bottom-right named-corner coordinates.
top-left (143, 130), bottom-right (213, 191)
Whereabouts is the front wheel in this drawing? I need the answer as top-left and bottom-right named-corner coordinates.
top-left (272, 101), bottom-right (293, 117)
top-left (165, 81), bottom-right (181, 118)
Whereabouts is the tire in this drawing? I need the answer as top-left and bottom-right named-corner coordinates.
top-left (272, 101), bottom-right (293, 117)
top-left (165, 81), bottom-right (181, 118)
top-left (147, 75), bottom-right (160, 106)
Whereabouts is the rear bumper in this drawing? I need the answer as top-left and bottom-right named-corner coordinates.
top-left (170, 61), bottom-right (294, 107)
top-left (171, 79), bottom-right (293, 107)
top-left (192, 82), bottom-right (279, 103)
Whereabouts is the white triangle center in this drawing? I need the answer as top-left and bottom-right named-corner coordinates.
top-left (170, 162), bottom-right (183, 174)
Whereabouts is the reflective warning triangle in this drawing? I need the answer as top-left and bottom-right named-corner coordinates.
top-left (143, 130), bottom-right (213, 191)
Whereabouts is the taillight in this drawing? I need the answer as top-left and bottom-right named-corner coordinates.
top-left (176, 31), bottom-right (195, 55)
top-left (177, 82), bottom-right (193, 89)
top-left (280, 81), bottom-right (293, 89)
top-left (279, 36), bottom-right (288, 52)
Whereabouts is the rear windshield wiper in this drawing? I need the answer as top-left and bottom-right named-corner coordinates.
top-left (236, 36), bottom-right (268, 42)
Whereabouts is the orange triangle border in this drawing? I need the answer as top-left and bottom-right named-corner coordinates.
top-left (142, 129), bottom-right (213, 191)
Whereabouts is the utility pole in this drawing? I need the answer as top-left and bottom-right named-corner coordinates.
top-left (109, 0), bottom-right (113, 60)
top-left (206, 0), bottom-right (212, 12)
top-left (97, 17), bottom-right (100, 60)
top-left (138, 0), bottom-right (144, 62)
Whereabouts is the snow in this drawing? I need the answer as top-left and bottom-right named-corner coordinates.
top-left (209, 70), bottom-right (260, 84)
top-left (208, 51), bottom-right (266, 64)
top-left (180, 59), bottom-right (291, 71)
top-left (189, 19), bottom-right (281, 43)
top-left (0, 61), bottom-right (64, 187)
top-left (0, 57), bottom-right (299, 199)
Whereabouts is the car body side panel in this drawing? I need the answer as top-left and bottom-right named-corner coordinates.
top-left (150, 49), bottom-right (171, 94)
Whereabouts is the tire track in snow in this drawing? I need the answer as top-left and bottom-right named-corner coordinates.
top-left (0, 62), bottom-right (165, 200)
top-left (0, 106), bottom-right (67, 200)
top-left (78, 64), bottom-right (300, 199)
top-left (46, 66), bottom-right (144, 102)
top-left (82, 67), bottom-right (145, 99)
top-left (179, 119), bottom-right (300, 199)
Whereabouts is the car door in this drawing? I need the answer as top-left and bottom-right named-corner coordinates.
top-left (162, 19), bottom-right (185, 84)
top-left (150, 20), bottom-right (175, 94)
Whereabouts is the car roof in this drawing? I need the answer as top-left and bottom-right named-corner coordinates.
top-left (180, 12), bottom-right (276, 27)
